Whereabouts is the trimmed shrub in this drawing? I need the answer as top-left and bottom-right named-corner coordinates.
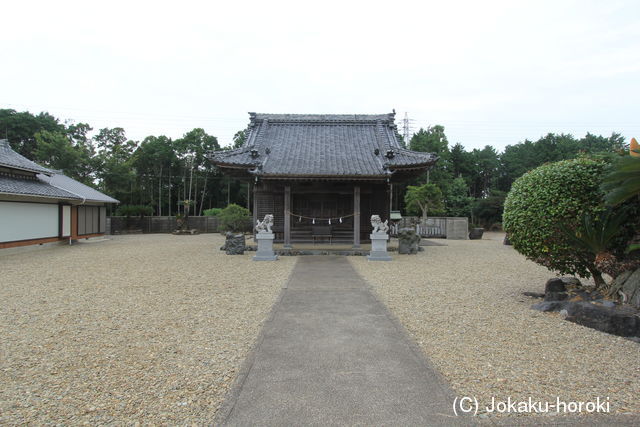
top-left (115, 205), bottom-right (154, 217)
top-left (218, 204), bottom-right (251, 233)
top-left (203, 208), bottom-right (222, 217)
top-left (503, 157), bottom-right (613, 282)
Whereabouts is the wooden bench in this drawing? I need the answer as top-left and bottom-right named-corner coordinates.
top-left (312, 225), bottom-right (332, 245)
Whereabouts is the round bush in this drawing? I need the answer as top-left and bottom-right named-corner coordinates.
top-left (218, 204), bottom-right (251, 233)
top-left (503, 157), bottom-right (609, 279)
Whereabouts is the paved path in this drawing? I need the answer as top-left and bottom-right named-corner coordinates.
top-left (216, 256), bottom-right (465, 425)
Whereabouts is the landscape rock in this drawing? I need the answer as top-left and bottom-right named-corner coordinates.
top-left (398, 228), bottom-right (420, 254)
top-left (531, 301), bottom-right (567, 312)
top-left (544, 278), bottom-right (568, 301)
top-left (564, 301), bottom-right (640, 338)
top-left (222, 232), bottom-right (246, 255)
top-left (522, 291), bottom-right (545, 298)
top-left (621, 269), bottom-right (640, 308)
top-left (545, 278), bottom-right (566, 292)
top-left (560, 276), bottom-right (582, 287)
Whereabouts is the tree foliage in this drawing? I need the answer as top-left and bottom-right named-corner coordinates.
top-left (404, 183), bottom-right (444, 218)
top-left (502, 157), bottom-right (636, 286)
top-left (472, 190), bottom-right (506, 229)
top-left (444, 177), bottom-right (473, 217)
top-left (218, 203), bottom-right (251, 232)
top-left (115, 205), bottom-right (154, 217)
top-left (1, 108), bottom-right (631, 224)
top-left (602, 154), bottom-right (640, 205)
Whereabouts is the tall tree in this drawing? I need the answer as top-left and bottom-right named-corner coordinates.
top-left (409, 126), bottom-right (453, 193)
top-left (231, 129), bottom-right (247, 148)
top-left (94, 127), bottom-right (137, 207)
top-left (469, 145), bottom-right (500, 198)
top-left (445, 177), bottom-right (473, 217)
top-left (34, 130), bottom-right (86, 180)
top-left (0, 109), bottom-right (65, 158)
top-left (404, 183), bottom-right (445, 219)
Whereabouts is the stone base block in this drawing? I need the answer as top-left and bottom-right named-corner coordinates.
top-left (253, 232), bottom-right (277, 261)
top-left (368, 232), bottom-right (391, 261)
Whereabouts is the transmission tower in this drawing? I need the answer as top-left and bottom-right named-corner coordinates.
top-left (402, 112), bottom-right (411, 146)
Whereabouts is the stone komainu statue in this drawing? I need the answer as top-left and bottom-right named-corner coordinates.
top-left (255, 214), bottom-right (274, 233)
top-left (370, 215), bottom-right (389, 233)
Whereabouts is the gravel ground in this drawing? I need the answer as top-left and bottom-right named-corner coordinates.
top-left (0, 234), bottom-right (295, 425)
top-left (350, 232), bottom-right (640, 418)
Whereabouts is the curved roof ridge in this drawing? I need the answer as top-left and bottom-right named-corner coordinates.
top-left (0, 139), bottom-right (53, 175)
top-left (250, 113), bottom-right (395, 123)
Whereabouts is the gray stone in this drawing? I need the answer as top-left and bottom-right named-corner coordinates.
top-left (594, 299), bottom-right (616, 308)
top-left (468, 228), bottom-right (484, 240)
top-left (367, 232), bottom-right (392, 261)
top-left (532, 301), bottom-right (568, 312)
top-left (545, 292), bottom-right (568, 302)
top-left (223, 232), bottom-right (245, 255)
top-left (560, 276), bottom-right (582, 287)
top-left (545, 278), bottom-right (566, 292)
top-left (253, 232), bottom-right (277, 261)
top-left (565, 301), bottom-right (640, 338)
top-left (621, 268), bottom-right (640, 308)
top-left (544, 278), bottom-right (569, 302)
top-left (523, 291), bottom-right (545, 298)
top-left (397, 228), bottom-right (420, 254)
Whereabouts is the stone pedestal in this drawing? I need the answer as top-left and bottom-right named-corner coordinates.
top-left (253, 232), bottom-right (277, 261)
top-left (367, 232), bottom-right (392, 261)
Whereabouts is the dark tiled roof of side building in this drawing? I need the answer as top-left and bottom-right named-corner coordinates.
top-left (0, 139), bottom-right (53, 174)
top-left (0, 139), bottom-right (118, 203)
top-left (209, 113), bottom-right (438, 178)
top-left (0, 173), bottom-right (81, 200)
top-left (39, 172), bottom-right (119, 203)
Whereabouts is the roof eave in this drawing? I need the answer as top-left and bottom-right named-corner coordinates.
top-left (0, 190), bottom-right (81, 201)
top-left (0, 163), bottom-right (53, 175)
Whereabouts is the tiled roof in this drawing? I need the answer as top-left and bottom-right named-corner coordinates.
top-left (0, 173), bottom-right (80, 200)
top-left (39, 172), bottom-right (119, 203)
top-left (209, 113), bottom-right (437, 178)
top-left (0, 139), bottom-right (53, 174)
top-left (0, 139), bottom-right (118, 203)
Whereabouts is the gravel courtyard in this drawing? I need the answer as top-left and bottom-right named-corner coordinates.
top-left (2, 232), bottom-right (639, 423)
top-left (0, 234), bottom-right (295, 425)
top-left (350, 232), bottom-right (640, 418)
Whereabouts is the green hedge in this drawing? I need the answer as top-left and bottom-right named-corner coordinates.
top-left (218, 204), bottom-right (252, 233)
top-left (503, 157), bottom-right (608, 279)
top-left (115, 205), bottom-right (154, 217)
top-left (203, 208), bottom-right (222, 217)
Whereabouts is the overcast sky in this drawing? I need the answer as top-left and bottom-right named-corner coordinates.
top-left (2, 0), bottom-right (639, 151)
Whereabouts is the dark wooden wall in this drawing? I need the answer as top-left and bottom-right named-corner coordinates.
top-left (254, 180), bottom-right (390, 243)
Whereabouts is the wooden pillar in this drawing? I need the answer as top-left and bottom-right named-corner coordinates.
top-left (247, 182), bottom-right (251, 212)
top-left (353, 185), bottom-right (360, 248)
top-left (252, 183), bottom-right (258, 240)
top-left (284, 185), bottom-right (291, 248)
top-left (386, 183), bottom-right (391, 220)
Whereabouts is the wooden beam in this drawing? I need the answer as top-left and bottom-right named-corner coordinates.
top-left (253, 183), bottom-right (258, 240)
top-left (353, 185), bottom-right (360, 248)
top-left (284, 185), bottom-right (291, 248)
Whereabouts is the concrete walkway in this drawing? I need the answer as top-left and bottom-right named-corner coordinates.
top-left (216, 256), bottom-right (465, 425)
